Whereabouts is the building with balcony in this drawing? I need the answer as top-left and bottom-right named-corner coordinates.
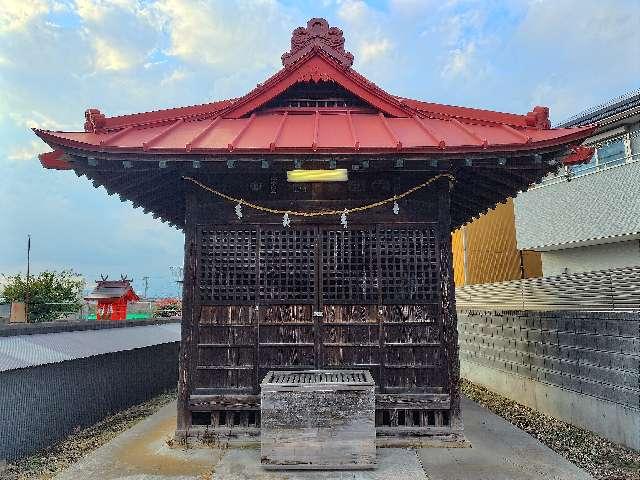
top-left (514, 89), bottom-right (640, 276)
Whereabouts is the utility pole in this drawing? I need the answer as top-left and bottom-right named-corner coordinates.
top-left (25, 234), bottom-right (31, 322)
top-left (169, 266), bottom-right (184, 297)
top-left (142, 276), bottom-right (150, 299)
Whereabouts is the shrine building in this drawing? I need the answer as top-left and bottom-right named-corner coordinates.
top-left (33, 18), bottom-right (595, 443)
top-left (85, 276), bottom-right (139, 321)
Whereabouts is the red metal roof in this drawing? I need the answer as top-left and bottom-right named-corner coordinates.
top-left (35, 110), bottom-right (594, 157)
top-left (33, 17), bottom-right (595, 167)
top-left (84, 280), bottom-right (139, 301)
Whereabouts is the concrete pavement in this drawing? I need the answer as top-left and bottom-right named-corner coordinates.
top-left (418, 398), bottom-right (593, 480)
top-left (54, 398), bottom-right (593, 480)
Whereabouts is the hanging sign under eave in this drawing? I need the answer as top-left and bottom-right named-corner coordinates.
top-left (287, 169), bottom-right (348, 182)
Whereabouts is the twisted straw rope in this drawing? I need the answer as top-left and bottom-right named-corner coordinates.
top-left (182, 173), bottom-right (455, 217)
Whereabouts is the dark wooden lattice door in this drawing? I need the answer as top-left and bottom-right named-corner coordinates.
top-left (319, 224), bottom-right (446, 393)
top-left (195, 223), bottom-right (446, 395)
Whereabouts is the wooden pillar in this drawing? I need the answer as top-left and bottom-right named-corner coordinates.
top-left (176, 190), bottom-right (198, 438)
top-left (438, 178), bottom-right (463, 432)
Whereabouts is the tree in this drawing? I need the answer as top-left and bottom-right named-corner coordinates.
top-left (1, 270), bottom-right (84, 323)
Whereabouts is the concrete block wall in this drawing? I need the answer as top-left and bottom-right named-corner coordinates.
top-left (0, 342), bottom-right (179, 461)
top-left (459, 310), bottom-right (640, 450)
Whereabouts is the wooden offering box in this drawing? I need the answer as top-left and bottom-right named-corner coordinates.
top-left (260, 370), bottom-right (376, 470)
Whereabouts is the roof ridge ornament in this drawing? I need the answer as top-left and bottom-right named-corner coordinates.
top-left (525, 106), bottom-right (551, 129)
top-left (282, 18), bottom-right (354, 68)
top-left (85, 108), bottom-right (106, 133)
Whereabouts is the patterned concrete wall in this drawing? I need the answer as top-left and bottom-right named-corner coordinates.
top-left (0, 342), bottom-right (179, 461)
top-left (459, 310), bottom-right (640, 449)
top-left (459, 310), bottom-right (639, 407)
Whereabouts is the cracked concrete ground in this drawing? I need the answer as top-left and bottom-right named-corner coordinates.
top-left (54, 398), bottom-right (593, 480)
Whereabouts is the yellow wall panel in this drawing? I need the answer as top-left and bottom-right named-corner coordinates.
top-left (451, 198), bottom-right (542, 286)
top-left (451, 229), bottom-right (465, 287)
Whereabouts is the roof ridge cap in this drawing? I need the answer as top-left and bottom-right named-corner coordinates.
top-left (84, 99), bottom-right (236, 133)
top-left (396, 97), bottom-right (547, 129)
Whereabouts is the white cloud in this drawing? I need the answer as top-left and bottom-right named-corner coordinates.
top-left (441, 41), bottom-right (476, 79)
top-left (360, 39), bottom-right (392, 64)
top-left (160, 68), bottom-right (187, 86)
top-left (74, 0), bottom-right (143, 22)
top-left (332, 0), bottom-right (395, 75)
top-left (0, 0), bottom-right (50, 33)
top-left (529, 80), bottom-right (585, 124)
top-left (438, 8), bottom-right (485, 47)
top-left (73, 0), bottom-right (161, 72)
top-left (337, 0), bottom-right (368, 23)
top-left (74, 0), bottom-right (106, 22)
top-left (389, 0), bottom-right (436, 16)
top-left (153, 0), bottom-right (294, 72)
top-left (511, 0), bottom-right (640, 120)
top-left (516, 0), bottom-right (640, 73)
top-left (10, 111), bottom-right (70, 130)
top-left (91, 36), bottom-right (135, 71)
top-left (7, 140), bottom-right (45, 161)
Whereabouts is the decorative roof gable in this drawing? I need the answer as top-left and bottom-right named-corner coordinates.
top-left (281, 18), bottom-right (354, 68)
top-left (218, 19), bottom-right (413, 119)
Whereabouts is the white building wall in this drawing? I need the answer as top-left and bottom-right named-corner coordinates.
top-left (514, 160), bottom-right (640, 251)
top-left (541, 239), bottom-right (640, 276)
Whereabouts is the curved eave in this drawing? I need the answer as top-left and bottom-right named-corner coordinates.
top-left (33, 125), bottom-right (596, 160)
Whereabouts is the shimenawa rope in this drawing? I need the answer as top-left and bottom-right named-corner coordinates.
top-left (182, 173), bottom-right (455, 217)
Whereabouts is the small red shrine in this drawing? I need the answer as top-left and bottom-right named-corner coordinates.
top-left (85, 276), bottom-right (139, 321)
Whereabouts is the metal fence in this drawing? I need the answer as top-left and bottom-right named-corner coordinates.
top-left (456, 265), bottom-right (640, 311)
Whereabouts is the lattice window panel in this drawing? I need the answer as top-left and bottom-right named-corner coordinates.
top-left (378, 226), bottom-right (439, 304)
top-left (321, 228), bottom-right (379, 304)
top-left (258, 227), bottom-right (316, 304)
top-left (198, 224), bottom-right (439, 306)
top-left (198, 227), bottom-right (259, 304)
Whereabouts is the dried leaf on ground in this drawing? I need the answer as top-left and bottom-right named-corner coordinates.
top-left (0, 391), bottom-right (176, 480)
top-left (461, 379), bottom-right (640, 480)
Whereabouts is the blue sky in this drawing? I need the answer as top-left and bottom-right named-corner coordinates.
top-left (1, 0), bottom-right (639, 296)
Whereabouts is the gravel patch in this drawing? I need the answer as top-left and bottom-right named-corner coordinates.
top-left (461, 379), bottom-right (640, 480)
top-left (0, 390), bottom-right (177, 480)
